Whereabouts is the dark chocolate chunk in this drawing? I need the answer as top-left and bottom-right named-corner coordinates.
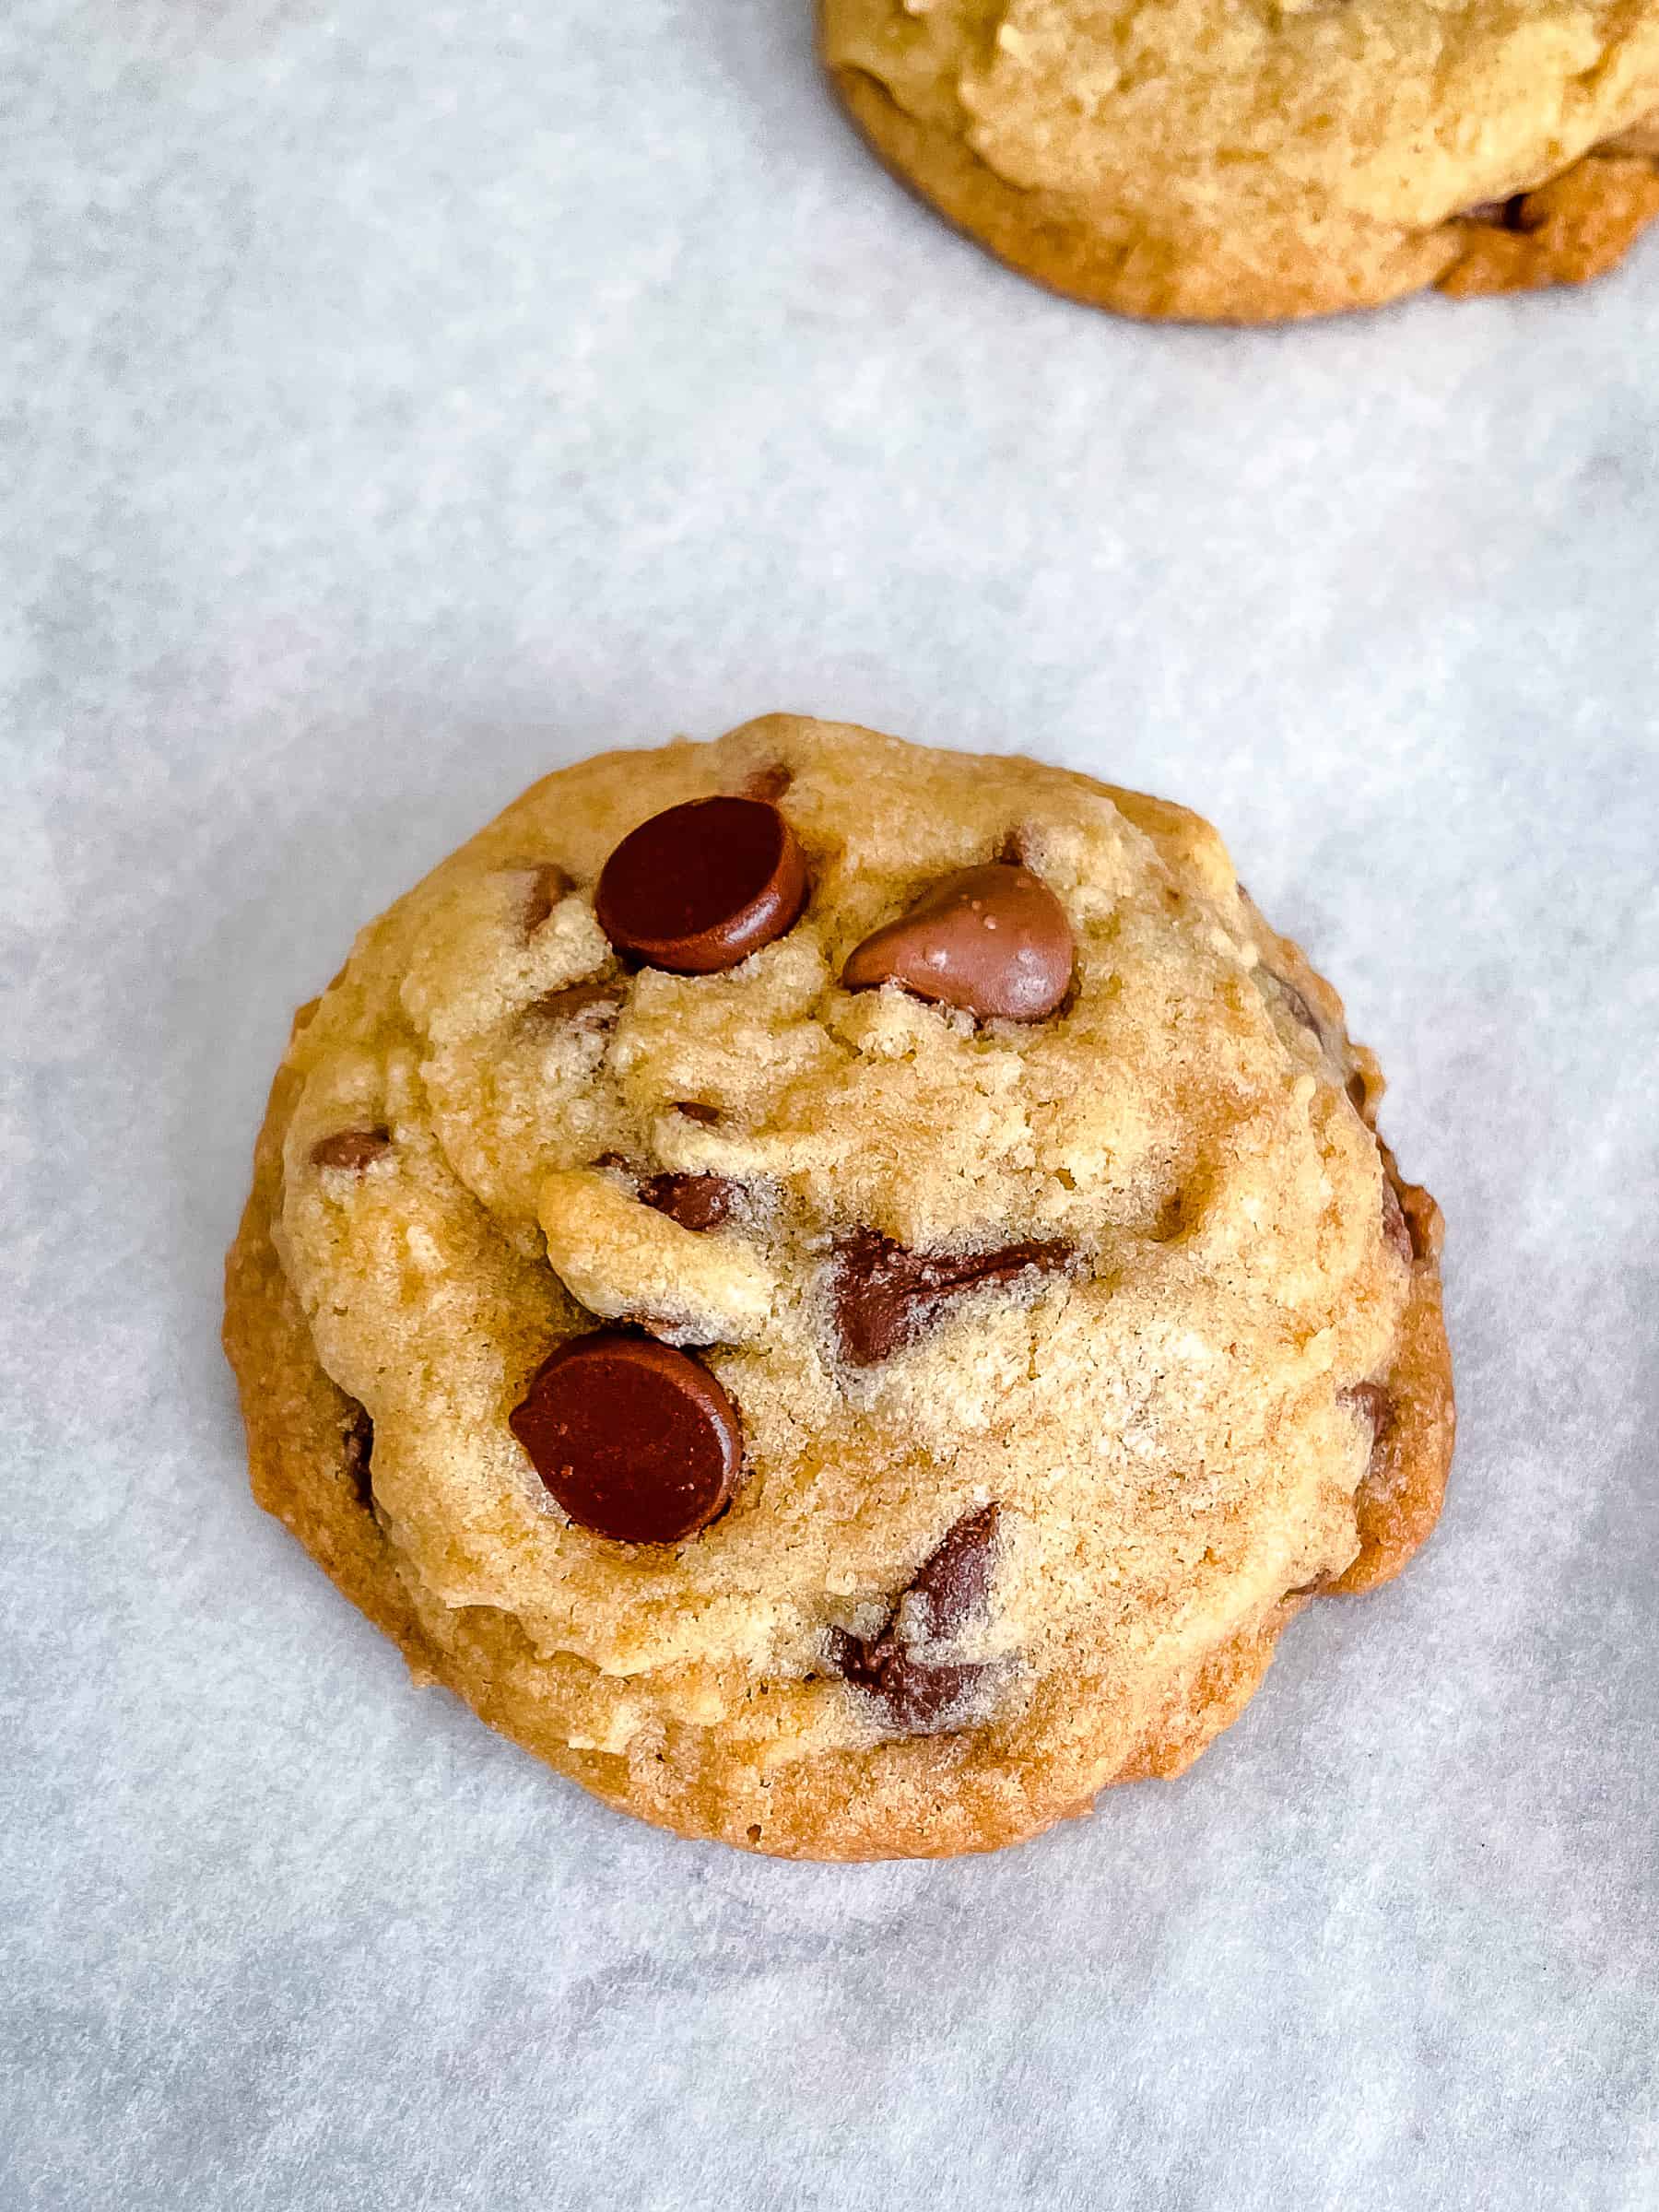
top-left (828, 1505), bottom-right (1004, 1735)
top-left (830, 1229), bottom-right (1078, 1367)
top-left (741, 764), bottom-right (794, 804)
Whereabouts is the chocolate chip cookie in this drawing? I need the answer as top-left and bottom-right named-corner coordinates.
top-left (821, 0), bottom-right (1659, 322)
top-left (223, 715), bottom-right (1454, 1859)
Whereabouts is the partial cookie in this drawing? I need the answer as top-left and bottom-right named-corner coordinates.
top-left (820, 1), bottom-right (1659, 322)
top-left (223, 716), bottom-right (1454, 1859)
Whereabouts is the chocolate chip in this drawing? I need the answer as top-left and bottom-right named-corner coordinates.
top-left (522, 864), bottom-right (571, 935)
top-left (830, 1229), bottom-right (1078, 1367)
top-left (640, 1171), bottom-right (738, 1232)
top-left (525, 979), bottom-right (623, 1028)
top-left (1268, 971), bottom-right (1327, 1051)
top-left (1342, 1382), bottom-right (1393, 1436)
top-left (1460, 194), bottom-right (1545, 232)
top-left (829, 1505), bottom-right (1004, 1735)
top-left (311, 1127), bottom-right (392, 1172)
top-left (741, 764), bottom-right (794, 804)
top-left (674, 1100), bottom-right (720, 1124)
top-left (827, 1634), bottom-right (989, 1734)
top-left (341, 1403), bottom-right (374, 1508)
top-left (595, 796), bottom-right (808, 974)
top-left (1381, 1176), bottom-right (1415, 1265)
top-left (901, 1501), bottom-right (1001, 1641)
top-left (841, 863), bottom-right (1073, 1022)
top-left (509, 1330), bottom-right (742, 1545)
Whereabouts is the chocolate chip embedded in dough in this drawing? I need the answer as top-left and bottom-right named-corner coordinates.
top-left (830, 1229), bottom-right (1079, 1368)
top-left (524, 979), bottom-right (624, 1029)
top-left (841, 863), bottom-right (1073, 1022)
top-left (1342, 1382), bottom-right (1393, 1439)
top-left (829, 1505), bottom-right (1005, 1735)
top-left (311, 1127), bottom-right (392, 1172)
top-left (900, 1502), bottom-right (1002, 1641)
top-left (522, 864), bottom-right (571, 935)
top-left (639, 1172), bottom-right (738, 1233)
top-left (595, 796), bottom-right (808, 974)
top-left (341, 1403), bottom-right (375, 1509)
top-left (1459, 194), bottom-right (1546, 232)
top-left (741, 764), bottom-right (794, 804)
top-left (508, 1330), bottom-right (742, 1545)
top-left (673, 1100), bottom-right (721, 1124)
top-left (1381, 1176), bottom-right (1415, 1265)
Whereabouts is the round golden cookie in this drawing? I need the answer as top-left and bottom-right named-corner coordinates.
top-left (819, 0), bottom-right (1659, 322)
top-left (223, 716), bottom-right (1454, 1860)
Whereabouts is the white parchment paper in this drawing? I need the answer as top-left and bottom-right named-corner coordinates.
top-left (4, 2), bottom-right (1658, 2205)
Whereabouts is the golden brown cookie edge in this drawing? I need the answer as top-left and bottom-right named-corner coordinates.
top-left (826, 58), bottom-right (1659, 324)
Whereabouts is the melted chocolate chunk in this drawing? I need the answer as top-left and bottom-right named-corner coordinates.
top-left (341, 1403), bottom-right (375, 1509)
top-left (525, 979), bottom-right (623, 1028)
top-left (311, 1127), bottom-right (392, 1172)
top-left (674, 1100), bottom-right (721, 1124)
top-left (901, 1502), bottom-right (1002, 1641)
top-left (830, 1229), bottom-right (1078, 1367)
top-left (640, 1171), bottom-right (738, 1232)
top-left (1342, 1381), bottom-right (1393, 1438)
top-left (741, 764), bottom-right (794, 804)
top-left (829, 1505), bottom-right (1004, 1735)
top-left (522, 864), bottom-right (571, 935)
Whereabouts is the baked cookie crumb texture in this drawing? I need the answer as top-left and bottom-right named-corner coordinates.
top-left (223, 716), bottom-right (1454, 1859)
top-left (819, 1), bottom-right (1659, 321)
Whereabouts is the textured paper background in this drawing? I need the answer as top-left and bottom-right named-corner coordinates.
top-left (4, 2), bottom-right (1658, 2206)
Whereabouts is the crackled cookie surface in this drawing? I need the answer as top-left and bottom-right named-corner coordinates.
top-left (820, 0), bottom-right (1659, 321)
top-left (224, 715), bottom-right (1453, 1858)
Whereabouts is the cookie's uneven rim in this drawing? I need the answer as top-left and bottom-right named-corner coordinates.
top-left (824, 48), bottom-right (1659, 324)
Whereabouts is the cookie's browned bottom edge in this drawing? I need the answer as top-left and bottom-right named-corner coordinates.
top-left (827, 60), bottom-right (1659, 324)
top-left (223, 936), bottom-right (1455, 1860)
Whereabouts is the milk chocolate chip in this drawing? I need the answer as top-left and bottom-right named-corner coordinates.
top-left (595, 796), bottom-right (807, 973)
top-left (841, 863), bottom-right (1073, 1021)
top-left (829, 1504), bottom-right (1004, 1735)
top-left (510, 1331), bottom-right (742, 1545)
top-left (830, 1229), bottom-right (1078, 1367)
top-left (311, 1127), bottom-right (392, 1172)
top-left (640, 1172), bottom-right (738, 1232)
